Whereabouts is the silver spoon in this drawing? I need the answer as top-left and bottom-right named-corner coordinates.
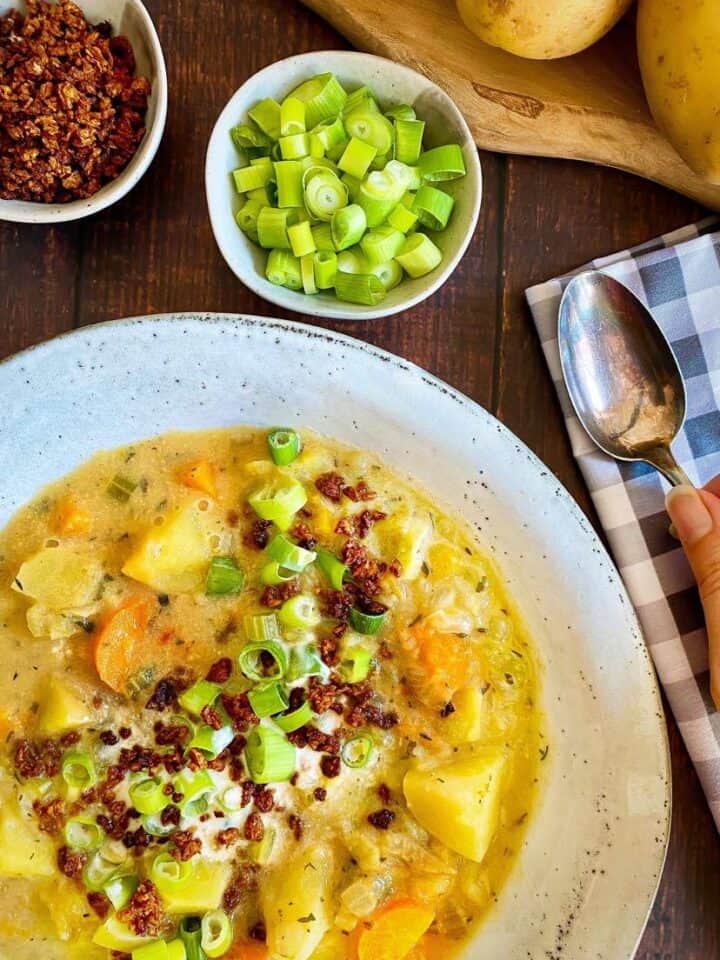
top-left (558, 270), bottom-right (692, 487)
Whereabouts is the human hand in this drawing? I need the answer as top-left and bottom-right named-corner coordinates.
top-left (666, 481), bottom-right (720, 710)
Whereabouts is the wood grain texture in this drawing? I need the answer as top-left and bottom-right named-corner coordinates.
top-left (0, 0), bottom-right (719, 956)
top-left (300, 0), bottom-right (720, 210)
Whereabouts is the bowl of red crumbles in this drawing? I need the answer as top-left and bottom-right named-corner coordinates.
top-left (0, 0), bottom-right (167, 223)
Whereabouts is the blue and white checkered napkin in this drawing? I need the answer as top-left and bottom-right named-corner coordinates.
top-left (526, 216), bottom-right (720, 828)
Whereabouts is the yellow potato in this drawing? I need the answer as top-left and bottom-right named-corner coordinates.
top-left (456, 0), bottom-right (632, 59)
top-left (637, 0), bottom-right (720, 183)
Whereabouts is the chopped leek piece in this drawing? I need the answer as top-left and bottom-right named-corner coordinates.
top-left (261, 561), bottom-right (297, 586)
top-left (311, 223), bottom-right (335, 251)
top-left (235, 198), bottom-right (264, 238)
top-left (257, 207), bottom-right (295, 249)
top-left (273, 159), bottom-right (304, 208)
top-left (266, 249), bottom-right (302, 290)
top-left (337, 136), bottom-right (377, 179)
top-left (266, 533), bottom-right (316, 571)
top-left (274, 699), bottom-right (313, 732)
top-left (280, 96), bottom-right (306, 136)
top-left (64, 815), bottom-right (104, 851)
top-left (337, 248), bottom-right (367, 274)
top-left (341, 733), bottom-right (374, 768)
top-left (248, 681), bottom-right (289, 718)
top-left (248, 475), bottom-right (307, 524)
top-left (173, 768), bottom-right (215, 806)
top-left (107, 474), bottom-right (137, 502)
top-left (394, 118), bottom-right (425, 165)
top-left (287, 220), bottom-right (316, 258)
top-left (343, 85), bottom-right (374, 115)
top-left (349, 606), bottom-right (387, 635)
top-left (334, 272), bottom-right (386, 306)
top-left (304, 170), bottom-right (348, 221)
top-left (129, 777), bottom-right (167, 816)
top-left (232, 163), bottom-right (272, 194)
top-left (105, 873), bottom-right (139, 911)
top-left (385, 103), bottom-right (416, 121)
top-left (311, 116), bottom-right (346, 151)
top-left (179, 917), bottom-right (204, 960)
top-left (132, 937), bottom-right (170, 959)
top-left (189, 722), bottom-right (235, 759)
top-left (340, 645), bottom-right (374, 682)
top-left (167, 942), bottom-right (186, 960)
top-left (83, 851), bottom-right (125, 891)
top-left (419, 143), bottom-right (466, 181)
top-left (230, 122), bottom-right (272, 153)
top-left (301, 253), bottom-right (318, 294)
top-left (178, 679), bottom-right (222, 716)
top-left (357, 169), bottom-right (406, 228)
top-left (248, 98), bottom-right (281, 139)
top-left (368, 259), bottom-right (403, 291)
top-left (141, 812), bottom-right (177, 837)
top-left (314, 250), bottom-right (338, 289)
top-left (61, 749), bottom-right (96, 788)
top-left (279, 132), bottom-right (310, 159)
top-left (287, 73), bottom-right (348, 128)
top-left (201, 909), bottom-right (233, 958)
top-left (206, 556), bottom-right (245, 597)
top-left (278, 593), bottom-right (322, 629)
top-left (360, 225), bottom-right (405, 264)
top-left (412, 184), bottom-right (454, 230)
top-left (243, 612), bottom-right (282, 642)
top-left (316, 547), bottom-right (348, 590)
top-left (151, 852), bottom-right (197, 897)
top-left (387, 202), bottom-right (418, 234)
top-left (395, 232), bottom-right (443, 278)
top-left (249, 825), bottom-right (276, 865)
top-left (341, 171), bottom-right (362, 201)
top-left (344, 108), bottom-right (394, 154)
top-left (217, 783), bottom-right (246, 813)
top-left (238, 639), bottom-right (289, 681)
top-left (245, 726), bottom-right (296, 784)
top-left (286, 643), bottom-right (325, 681)
top-left (267, 427), bottom-right (302, 465)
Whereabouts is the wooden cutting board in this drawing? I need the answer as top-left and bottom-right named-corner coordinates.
top-left (302, 0), bottom-right (720, 211)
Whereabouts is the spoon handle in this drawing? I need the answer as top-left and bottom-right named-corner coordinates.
top-left (645, 445), bottom-right (694, 488)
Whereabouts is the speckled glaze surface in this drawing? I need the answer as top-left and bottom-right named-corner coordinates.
top-left (0, 314), bottom-right (670, 959)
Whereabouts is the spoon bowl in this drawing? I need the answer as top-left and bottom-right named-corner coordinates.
top-left (558, 270), bottom-right (691, 486)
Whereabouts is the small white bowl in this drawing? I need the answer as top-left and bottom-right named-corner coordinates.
top-left (205, 51), bottom-right (482, 321)
top-left (0, 0), bottom-right (167, 224)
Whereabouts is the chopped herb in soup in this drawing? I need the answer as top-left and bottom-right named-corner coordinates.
top-left (0, 427), bottom-right (545, 960)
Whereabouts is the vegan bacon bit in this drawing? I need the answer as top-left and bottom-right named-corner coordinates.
top-left (335, 509), bottom-right (386, 539)
top-left (33, 796), bottom-right (65, 835)
top-left (118, 879), bottom-right (165, 937)
top-left (223, 863), bottom-right (259, 911)
top-left (0, 0), bottom-right (152, 203)
top-left (206, 657), bottom-right (233, 684)
top-left (260, 579), bottom-right (300, 609)
top-left (341, 540), bottom-right (387, 596)
top-left (290, 521), bottom-right (317, 551)
top-left (320, 755), bottom-right (341, 778)
top-left (244, 518), bottom-right (272, 550)
top-left (222, 693), bottom-right (259, 732)
top-left (243, 812), bottom-right (264, 842)
top-left (216, 827), bottom-right (241, 848)
top-left (57, 844), bottom-right (85, 878)
top-left (86, 891), bottom-right (111, 919)
top-left (343, 480), bottom-right (376, 502)
top-left (313, 787), bottom-right (327, 802)
top-left (315, 471), bottom-right (345, 502)
top-left (368, 808), bottom-right (395, 830)
top-left (288, 813), bottom-right (303, 840)
top-left (14, 737), bottom-right (61, 779)
top-left (171, 830), bottom-right (201, 862)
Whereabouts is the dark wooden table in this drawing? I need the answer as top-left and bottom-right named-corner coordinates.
top-left (2, 1), bottom-right (719, 956)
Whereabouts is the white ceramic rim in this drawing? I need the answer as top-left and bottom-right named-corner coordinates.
top-left (205, 51), bottom-right (483, 320)
top-left (0, 0), bottom-right (168, 224)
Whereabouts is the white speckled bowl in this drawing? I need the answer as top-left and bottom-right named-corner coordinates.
top-left (205, 52), bottom-right (482, 320)
top-left (0, 315), bottom-right (669, 959)
top-left (0, 0), bottom-right (167, 224)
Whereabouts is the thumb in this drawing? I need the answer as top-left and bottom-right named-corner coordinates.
top-left (666, 485), bottom-right (720, 709)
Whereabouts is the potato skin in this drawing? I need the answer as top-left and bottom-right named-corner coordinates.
top-left (637, 0), bottom-right (720, 183)
top-left (456, 0), bottom-right (633, 60)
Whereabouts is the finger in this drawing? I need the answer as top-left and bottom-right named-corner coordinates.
top-left (704, 475), bottom-right (720, 499)
top-left (666, 485), bottom-right (720, 709)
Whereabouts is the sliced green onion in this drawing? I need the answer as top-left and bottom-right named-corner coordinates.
top-left (201, 909), bottom-right (233, 958)
top-left (243, 612), bottom-right (282, 642)
top-left (180, 917), bottom-right (204, 960)
top-left (419, 143), bottom-right (466, 181)
top-left (334, 272), bottom-right (386, 307)
top-left (257, 206), bottom-right (295, 249)
top-left (278, 594), bottom-right (322, 629)
top-left (248, 476), bottom-right (307, 525)
top-left (249, 826), bottom-right (275, 865)
top-left (360, 225), bottom-right (405, 265)
top-left (301, 253), bottom-right (318, 294)
top-left (394, 119), bottom-right (425, 165)
top-left (387, 202), bottom-right (418, 234)
top-left (230, 122), bottom-right (272, 153)
top-left (248, 98), bottom-right (281, 140)
top-left (232, 163), bottom-right (272, 194)
top-left (129, 777), bottom-right (167, 816)
top-left (311, 115), bottom-right (346, 151)
top-left (267, 427), bottom-right (302, 465)
top-left (280, 96), bottom-right (306, 136)
top-left (83, 852), bottom-right (124, 891)
top-left (188, 722), bottom-right (235, 759)
top-left (217, 783), bottom-right (246, 813)
top-left (238, 639), bottom-right (289, 681)
top-left (311, 223), bottom-right (335, 251)
top-left (248, 681), bottom-right (289, 718)
top-left (331, 203), bottom-right (367, 251)
top-left (235, 198), bottom-right (264, 238)
top-left (61, 750), bottom-right (96, 789)
top-left (274, 699), bottom-right (313, 733)
top-left (337, 248), bottom-right (368, 274)
top-left (272, 159), bottom-right (304, 208)
top-left (286, 643), bottom-right (325, 681)
top-left (340, 645), bottom-right (374, 682)
top-left (173, 767), bottom-right (215, 805)
top-left (288, 73), bottom-right (347, 128)
top-left (412, 184), bottom-right (454, 230)
top-left (315, 547), bottom-right (349, 590)
top-left (341, 733), bottom-right (374, 768)
top-left (260, 561), bottom-right (296, 586)
top-left (105, 874), bottom-right (139, 911)
top-left (385, 103), bottom-right (416, 121)
top-left (206, 556), bottom-right (245, 597)
top-left (151, 852), bottom-right (196, 896)
top-left (344, 108), bottom-right (394, 155)
top-left (279, 132), bottom-right (310, 160)
top-left (357, 169), bottom-right (406, 228)
top-left (266, 533), bottom-right (316, 571)
top-left (178, 680), bottom-right (222, 716)
top-left (341, 172), bottom-right (362, 202)
top-left (245, 726), bottom-right (296, 784)
top-left (368, 259), bottom-right (404, 291)
top-left (64, 815), bottom-right (105, 851)
top-left (314, 250), bottom-right (337, 289)
top-left (337, 137), bottom-right (377, 179)
top-left (349, 606), bottom-right (387, 635)
top-left (266, 249), bottom-right (302, 290)
top-left (304, 171), bottom-right (348, 221)
top-left (343, 86), bottom-right (374, 115)
top-left (395, 232), bottom-right (443, 278)
top-left (141, 812), bottom-right (177, 837)
top-left (287, 220), bottom-right (315, 259)
top-left (182, 793), bottom-right (210, 819)
top-left (107, 474), bottom-right (137, 502)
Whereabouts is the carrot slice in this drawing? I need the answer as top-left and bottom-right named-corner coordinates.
top-left (177, 459), bottom-right (217, 498)
top-left (403, 620), bottom-right (469, 706)
top-left (225, 943), bottom-right (268, 960)
top-left (407, 933), bottom-right (457, 960)
top-left (54, 499), bottom-right (91, 536)
top-left (92, 598), bottom-right (151, 694)
top-left (356, 898), bottom-right (435, 960)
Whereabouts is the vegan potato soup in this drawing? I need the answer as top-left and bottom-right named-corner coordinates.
top-left (0, 426), bottom-right (544, 960)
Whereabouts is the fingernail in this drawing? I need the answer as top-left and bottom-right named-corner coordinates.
top-left (666, 485), bottom-right (713, 544)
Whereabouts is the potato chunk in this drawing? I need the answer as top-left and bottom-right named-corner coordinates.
top-left (122, 499), bottom-right (214, 593)
top-left (378, 512), bottom-right (432, 580)
top-left (13, 546), bottom-right (102, 610)
top-left (0, 802), bottom-right (56, 877)
top-left (262, 843), bottom-right (334, 960)
top-left (36, 678), bottom-right (93, 735)
top-left (403, 753), bottom-right (506, 862)
top-left (442, 686), bottom-right (485, 744)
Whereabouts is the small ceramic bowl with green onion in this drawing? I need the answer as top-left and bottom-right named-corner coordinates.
top-left (205, 51), bottom-right (482, 320)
